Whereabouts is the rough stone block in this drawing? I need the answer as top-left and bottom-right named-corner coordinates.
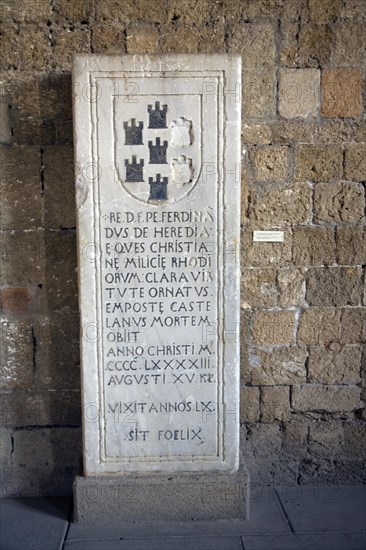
top-left (0, 145), bottom-right (42, 230)
top-left (240, 386), bottom-right (260, 423)
top-left (45, 231), bottom-right (78, 311)
top-left (160, 23), bottom-right (226, 54)
top-left (0, 287), bottom-right (30, 313)
top-left (293, 227), bottom-right (336, 267)
top-left (193, 23), bottom-right (227, 53)
top-left (297, 24), bottom-right (335, 68)
top-left (241, 226), bottom-right (292, 267)
top-left (3, 73), bottom-right (62, 120)
top-left (74, 469), bottom-right (250, 523)
top-left (251, 346), bottom-right (307, 385)
top-left (0, 390), bottom-right (81, 427)
top-left (292, 384), bottom-right (362, 413)
top-left (271, 459), bottom-right (301, 485)
top-left (241, 268), bottom-right (278, 308)
top-left (314, 182), bottom-right (365, 223)
top-left (308, 345), bottom-right (362, 384)
top-left (261, 386), bottom-right (290, 422)
top-left (241, 168), bottom-right (249, 225)
top-left (0, 231), bottom-right (45, 286)
top-left (56, 120), bottom-right (73, 146)
top-left (227, 22), bottom-right (276, 68)
top-left (232, 0), bottom-right (303, 21)
top-left (126, 23), bottom-right (159, 54)
top-left (252, 146), bottom-right (291, 181)
top-left (279, 69), bottom-right (320, 119)
top-left (249, 182), bottom-right (312, 226)
top-left (56, 73), bottom-right (73, 120)
top-left (297, 308), bottom-right (341, 345)
top-left (95, 0), bottom-right (167, 23)
top-left (0, 427), bottom-right (12, 466)
top-left (340, 308), bottom-right (366, 343)
top-left (336, 226), bottom-right (366, 265)
top-left (240, 310), bottom-right (251, 385)
top-left (0, 318), bottom-right (34, 390)
top-left (322, 68), bottom-right (362, 119)
top-left (282, 423), bottom-right (309, 458)
top-left (53, 28), bottom-right (90, 70)
top-left (243, 69), bottom-right (276, 119)
top-left (281, 0), bottom-right (309, 22)
top-left (308, 0), bottom-right (343, 22)
top-left (1, 284), bottom-right (45, 315)
top-left (0, 24), bottom-right (15, 70)
top-left (342, 422), bottom-right (366, 460)
top-left (0, 92), bottom-right (11, 144)
top-left (340, 0), bottom-right (366, 19)
top-left (352, 122), bottom-right (366, 142)
top-left (32, 312), bottom-right (80, 390)
top-left (311, 120), bottom-right (354, 144)
top-left (167, 0), bottom-right (222, 24)
top-left (242, 124), bottom-right (271, 145)
top-left (308, 423), bottom-right (344, 459)
top-left (160, 25), bottom-right (200, 53)
top-left (91, 23), bottom-right (126, 53)
top-left (0, 144), bottom-right (40, 183)
top-left (333, 21), bottom-right (366, 65)
top-left (306, 267), bottom-right (363, 307)
top-left (222, 0), bottom-right (242, 22)
top-left (2, 427), bottom-right (81, 498)
top-left (252, 310), bottom-right (296, 345)
top-left (53, 0), bottom-right (92, 22)
top-left (344, 144), bottom-right (366, 181)
top-left (0, 24), bottom-right (52, 71)
top-left (271, 121), bottom-right (312, 144)
top-left (10, 119), bottom-right (56, 146)
top-left (295, 144), bottom-right (342, 182)
top-left (278, 267), bottom-right (306, 307)
top-left (43, 146), bottom-right (76, 229)
top-left (279, 22), bottom-right (298, 67)
top-left (243, 424), bottom-right (282, 463)
top-left (0, 0), bottom-right (51, 22)
top-left (0, 179), bottom-right (43, 230)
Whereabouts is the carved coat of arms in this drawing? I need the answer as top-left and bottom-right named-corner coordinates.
top-left (114, 95), bottom-right (201, 204)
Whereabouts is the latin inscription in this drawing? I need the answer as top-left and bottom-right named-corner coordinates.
top-left (101, 206), bottom-right (218, 459)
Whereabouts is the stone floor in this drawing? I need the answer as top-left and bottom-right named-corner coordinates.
top-left (0, 486), bottom-right (365, 549)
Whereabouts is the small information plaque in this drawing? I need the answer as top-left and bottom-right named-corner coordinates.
top-left (253, 230), bottom-right (284, 242)
top-left (73, 54), bottom-right (241, 476)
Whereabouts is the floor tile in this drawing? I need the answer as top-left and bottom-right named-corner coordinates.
top-left (242, 532), bottom-right (366, 550)
top-left (64, 535), bottom-right (243, 550)
top-left (299, 532), bottom-right (366, 550)
top-left (242, 534), bottom-right (301, 550)
top-left (0, 497), bottom-right (72, 550)
top-left (276, 486), bottom-right (366, 534)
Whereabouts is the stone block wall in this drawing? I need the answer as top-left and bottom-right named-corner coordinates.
top-left (0, 0), bottom-right (365, 496)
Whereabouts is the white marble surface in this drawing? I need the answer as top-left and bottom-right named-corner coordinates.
top-left (73, 54), bottom-right (241, 475)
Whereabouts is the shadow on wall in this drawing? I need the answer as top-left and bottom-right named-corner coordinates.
top-left (1, 72), bottom-right (83, 497)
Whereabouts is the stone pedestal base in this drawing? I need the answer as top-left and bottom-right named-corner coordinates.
top-left (73, 467), bottom-right (249, 523)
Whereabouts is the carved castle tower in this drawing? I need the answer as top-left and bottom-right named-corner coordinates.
top-left (149, 173), bottom-right (168, 201)
top-left (148, 101), bottom-right (168, 129)
top-left (148, 137), bottom-right (168, 164)
top-left (125, 155), bottom-right (144, 182)
top-left (123, 118), bottom-right (143, 145)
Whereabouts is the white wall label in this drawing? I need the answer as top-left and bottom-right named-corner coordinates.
top-left (253, 230), bottom-right (284, 242)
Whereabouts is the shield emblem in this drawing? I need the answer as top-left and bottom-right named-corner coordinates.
top-left (114, 91), bottom-right (202, 204)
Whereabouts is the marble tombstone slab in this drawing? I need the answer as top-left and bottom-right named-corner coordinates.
top-left (73, 54), bottom-right (248, 521)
